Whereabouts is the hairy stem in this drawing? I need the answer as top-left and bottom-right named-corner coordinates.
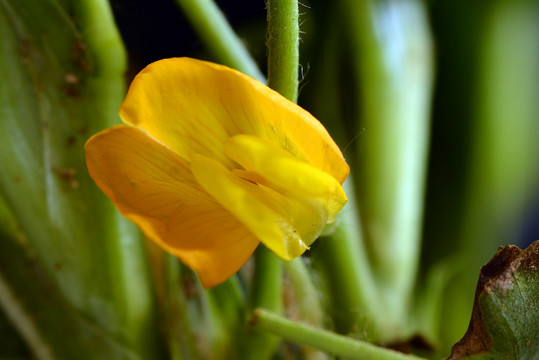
top-left (266, 0), bottom-right (299, 102)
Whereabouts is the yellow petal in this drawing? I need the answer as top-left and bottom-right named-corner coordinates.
top-left (191, 153), bottom-right (343, 260)
top-left (85, 125), bottom-right (259, 287)
top-left (119, 57), bottom-right (349, 183)
top-left (224, 134), bottom-right (347, 222)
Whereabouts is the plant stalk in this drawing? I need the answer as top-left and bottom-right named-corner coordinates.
top-left (174, 0), bottom-right (265, 82)
top-left (242, 1), bottom-right (300, 358)
top-left (266, 0), bottom-right (299, 102)
top-left (251, 309), bottom-right (427, 360)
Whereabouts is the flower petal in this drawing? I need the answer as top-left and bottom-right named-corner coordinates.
top-left (191, 152), bottom-right (342, 260)
top-left (119, 57), bottom-right (349, 182)
top-left (224, 134), bottom-right (347, 223)
top-left (85, 125), bottom-right (259, 287)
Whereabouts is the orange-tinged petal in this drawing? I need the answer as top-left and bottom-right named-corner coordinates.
top-left (85, 125), bottom-right (259, 287)
top-left (119, 57), bottom-right (349, 183)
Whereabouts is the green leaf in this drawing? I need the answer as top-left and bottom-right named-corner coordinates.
top-left (0, 0), bottom-right (161, 358)
top-left (447, 241), bottom-right (539, 359)
top-left (423, 0), bottom-right (539, 350)
top-left (336, 0), bottom-right (435, 341)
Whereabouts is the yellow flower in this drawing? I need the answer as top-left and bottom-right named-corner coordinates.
top-left (85, 58), bottom-right (349, 287)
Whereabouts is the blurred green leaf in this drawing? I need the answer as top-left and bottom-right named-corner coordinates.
top-left (0, 0), bottom-right (161, 358)
top-left (424, 0), bottom-right (539, 351)
top-left (338, 0), bottom-right (434, 341)
top-left (447, 241), bottom-right (539, 360)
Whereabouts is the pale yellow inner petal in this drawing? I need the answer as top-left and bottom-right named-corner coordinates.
top-left (224, 134), bottom-right (347, 201)
top-left (191, 134), bottom-right (348, 259)
top-left (190, 154), bottom-right (310, 260)
top-left (224, 135), bottom-right (347, 225)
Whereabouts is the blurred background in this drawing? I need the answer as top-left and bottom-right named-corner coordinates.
top-left (1, 0), bottom-right (538, 358)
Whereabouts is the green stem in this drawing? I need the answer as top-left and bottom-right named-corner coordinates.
top-left (163, 255), bottom-right (200, 360)
top-left (250, 247), bottom-right (283, 313)
top-left (242, 247), bottom-right (282, 359)
top-left (339, 0), bottom-right (433, 339)
top-left (204, 277), bottom-right (245, 359)
top-left (242, 1), bottom-right (301, 357)
top-left (284, 258), bottom-right (329, 360)
top-left (251, 309), bottom-right (427, 360)
top-left (266, 0), bottom-right (299, 102)
top-left (283, 258), bottom-right (323, 327)
top-left (304, 12), bottom-right (380, 337)
top-left (319, 179), bottom-right (380, 336)
top-left (256, 0), bottom-right (301, 314)
top-left (174, 0), bottom-right (265, 82)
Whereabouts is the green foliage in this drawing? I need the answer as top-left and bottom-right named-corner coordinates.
top-left (423, 0), bottom-right (539, 352)
top-left (0, 0), bottom-right (160, 358)
top-left (0, 0), bottom-right (538, 359)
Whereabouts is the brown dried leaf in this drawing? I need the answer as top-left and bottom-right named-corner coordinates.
top-left (446, 241), bottom-right (539, 360)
